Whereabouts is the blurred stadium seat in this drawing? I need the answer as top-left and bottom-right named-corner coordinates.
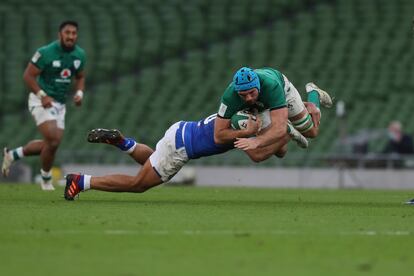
top-left (0, 0), bottom-right (412, 166)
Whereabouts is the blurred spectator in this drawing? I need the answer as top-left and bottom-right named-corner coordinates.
top-left (383, 121), bottom-right (414, 155)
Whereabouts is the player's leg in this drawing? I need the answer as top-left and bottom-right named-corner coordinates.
top-left (65, 159), bottom-right (163, 200)
top-left (305, 82), bottom-right (333, 108)
top-left (38, 121), bottom-right (63, 171)
top-left (37, 120), bottom-right (63, 190)
top-left (22, 140), bottom-right (44, 155)
top-left (65, 122), bottom-right (189, 200)
top-left (2, 100), bottom-right (63, 178)
top-left (290, 109), bottom-right (318, 138)
top-left (87, 128), bottom-right (153, 165)
top-left (283, 76), bottom-right (321, 138)
top-left (91, 160), bottom-right (162, 192)
top-left (2, 139), bottom-right (49, 177)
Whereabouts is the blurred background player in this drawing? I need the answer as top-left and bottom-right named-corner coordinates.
top-left (382, 120), bottom-right (414, 169)
top-left (64, 112), bottom-right (307, 200)
top-left (1, 20), bottom-right (86, 190)
top-left (214, 66), bottom-right (332, 155)
top-left (383, 120), bottom-right (414, 155)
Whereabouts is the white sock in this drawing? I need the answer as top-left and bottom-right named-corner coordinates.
top-left (126, 143), bottom-right (137, 154)
top-left (16, 147), bottom-right (24, 158)
top-left (83, 175), bottom-right (91, 190)
top-left (9, 147), bottom-right (24, 161)
top-left (40, 169), bottom-right (52, 180)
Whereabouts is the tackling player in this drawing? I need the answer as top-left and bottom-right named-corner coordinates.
top-left (1, 21), bottom-right (86, 190)
top-left (64, 112), bottom-right (306, 200)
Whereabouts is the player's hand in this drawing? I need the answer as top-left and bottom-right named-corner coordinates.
top-left (73, 94), bottom-right (82, 106)
top-left (234, 137), bottom-right (260, 150)
top-left (245, 115), bottom-right (260, 136)
top-left (304, 102), bottom-right (321, 128)
top-left (41, 96), bottom-right (53, 108)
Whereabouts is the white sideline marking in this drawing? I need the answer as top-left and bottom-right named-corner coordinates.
top-left (12, 229), bottom-right (412, 236)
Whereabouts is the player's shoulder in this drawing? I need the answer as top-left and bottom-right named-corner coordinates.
top-left (255, 67), bottom-right (283, 81)
top-left (222, 82), bottom-right (238, 100)
top-left (73, 45), bottom-right (86, 57)
top-left (32, 41), bottom-right (58, 64)
top-left (37, 41), bottom-right (59, 54)
top-left (256, 67), bottom-right (284, 90)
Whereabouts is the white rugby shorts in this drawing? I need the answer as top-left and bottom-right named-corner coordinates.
top-left (149, 121), bottom-right (189, 182)
top-left (28, 93), bottom-right (66, 129)
top-left (283, 74), bottom-right (306, 118)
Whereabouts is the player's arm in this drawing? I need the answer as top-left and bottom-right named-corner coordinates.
top-left (73, 70), bottom-right (85, 106)
top-left (244, 124), bottom-right (290, 162)
top-left (235, 107), bottom-right (288, 150)
top-left (23, 63), bottom-right (53, 108)
top-left (75, 70), bottom-right (85, 91)
top-left (23, 63), bottom-right (42, 96)
top-left (214, 116), bottom-right (258, 145)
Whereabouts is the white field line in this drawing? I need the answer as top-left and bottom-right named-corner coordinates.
top-left (11, 229), bottom-right (412, 236)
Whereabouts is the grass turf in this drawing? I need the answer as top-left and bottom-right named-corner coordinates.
top-left (0, 184), bottom-right (413, 275)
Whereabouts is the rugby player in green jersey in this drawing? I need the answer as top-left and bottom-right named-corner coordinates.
top-left (214, 67), bottom-right (332, 157)
top-left (2, 21), bottom-right (86, 190)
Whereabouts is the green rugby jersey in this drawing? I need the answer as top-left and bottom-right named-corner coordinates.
top-left (30, 40), bottom-right (86, 103)
top-left (218, 67), bottom-right (287, 119)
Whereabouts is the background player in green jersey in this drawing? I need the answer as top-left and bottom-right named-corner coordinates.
top-left (1, 21), bottom-right (86, 190)
top-left (214, 67), bottom-right (332, 156)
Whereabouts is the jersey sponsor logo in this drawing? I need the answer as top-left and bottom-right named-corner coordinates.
top-left (52, 60), bottom-right (61, 67)
top-left (60, 69), bottom-right (71, 79)
top-left (31, 52), bottom-right (41, 63)
top-left (218, 103), bottom-right (227, 117)
top-left (74, 60), bottom-right (81, 69)
top-left (56, 79), bottom-right (71, 83)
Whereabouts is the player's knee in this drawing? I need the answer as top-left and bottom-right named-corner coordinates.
top-left (130, 179), bottom-right (151, 193)
top-left (131, 184), bottom-right (149, 193)
top-left (249, 154), bottom-right (265, 163)
top-left (274, 145), bottom-right (288, 158)
top-left (44, 138), bottom-right (61, 150)
top-left (133, 187), bottom-right (149, 193)
top-left (303, 127), bottom-right (319, 138)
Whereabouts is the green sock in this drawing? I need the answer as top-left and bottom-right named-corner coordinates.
top-left (307, 90), bottom-right (320, 109)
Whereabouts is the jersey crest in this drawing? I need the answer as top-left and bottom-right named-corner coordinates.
top-left (74, 60), bottom-right (81, 69)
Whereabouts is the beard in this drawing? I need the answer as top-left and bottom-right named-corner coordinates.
top-left (60, 38), bottom-right (76, 52)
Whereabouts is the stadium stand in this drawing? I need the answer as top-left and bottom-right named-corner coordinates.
top-left (0, 0), bottom-right (412, 166)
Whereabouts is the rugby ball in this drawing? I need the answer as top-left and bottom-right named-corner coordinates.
top-left (231, 111), bottom-right (256, 130)
top-left (230, 109), bottom-right (271, 131)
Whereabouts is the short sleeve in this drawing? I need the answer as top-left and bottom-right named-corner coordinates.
top-left (30, 48), bottom-right (48, 70)
top-left (217, 84), bottom-right (244, 119)
top-left (74, 49), bottom-right (86, 73)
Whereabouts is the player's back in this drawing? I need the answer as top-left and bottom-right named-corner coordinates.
top-left (182, 114), bottom-right (233, 159)
top-left (255, 67), bottom-right (285, 89)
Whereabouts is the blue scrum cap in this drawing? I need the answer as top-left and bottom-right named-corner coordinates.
top-left (233, 67), bottom-right (260, 92)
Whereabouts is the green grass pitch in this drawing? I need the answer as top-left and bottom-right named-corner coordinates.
top-left (0, 184), bottom-right (413, 275)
